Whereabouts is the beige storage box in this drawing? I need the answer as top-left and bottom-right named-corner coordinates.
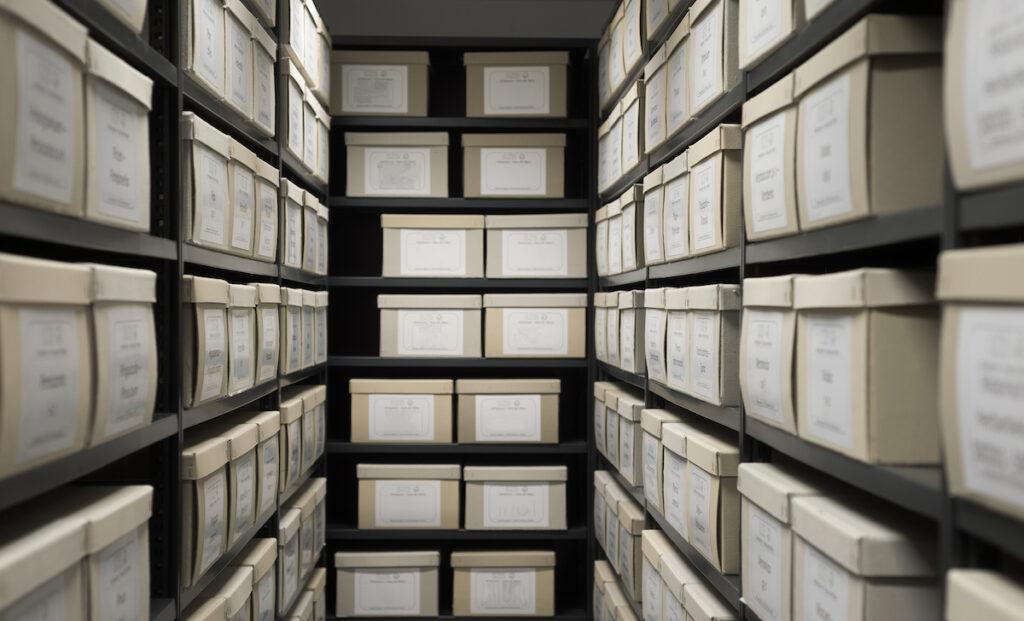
top-left (281, 179), bottom-right (305, 269)
top-left (741, 275), bottom-right (798, 433)
top-left (594, 293), bottom-right (611, 363)
top-left (279, 287), bottom-right (303, 374)
top-left (234, 538), bottom-right (278, 621)
top-left (794, 269), bottom-right (939, 463)
top-left (315, 204), bottom-right (329, 275)
top-left (791, 495), bottom-right (939, 621)
top-left (603, 478), bottom-right (630, 572)
top-left (641, 408), bottom-right (682, 512)
top-left (464, 52), bottom-right (568, 118)
top-left (312, 477), bottom-right (327, 555)
top-left (252, 20), bottom-right (277, 137)
top-left (622, 0), bottom-right (645, 77)
top-left (688, 124), bottom-right (742, 256)
top-left (235, 410), bottom-right (281, 519)
top-left (287, 482), bottom-right (318, 579)
top-left (946, 570), bottom-right (1024, 621)
top-left (304, 567), bottom-right (327, 621)
top-left (331, 51), bottom-right (430, 117)
top-left (598, 28), bottom-right (612, 109)
top-left (464, 466), bottom-right (568, 530)
top-left (281, 58), bottom-right (306, 161)
top-left (641, 529), bottom-right (674, 621)
top-left (603, 387), bottom-right (623, 469)
top-left (595, 205), bottom-right (611, 277)
top-left (279, 393), bottom-right (304, 493)
top-left (794, 15), bottom-right (942, 230)
top-left (665, 15), bottom-right (692, 138)
top-left (378, 294), bottom-right (483, 357)
top-left (688, 0), bottom-right (740, 116)
top-left (300, 289), bottom-right (316, 370)
top-left (463, 134), bottom-right (565, 198)
top-left (617, 495), bottom-right (646, 602)
top-left (85, 39), bottom-right (153, 232)
top-left (486, 213), bottom-right (588, 278)
top-left (599, 104), bottom-right (624, 193)
top-left (664, 421), bottom-right (705, 536)
top-left (645, 48), bottom-right (669, 154)
top-left (687, 284), bottom-right (741, 406)
top-left (647, 0), bottom-right (683, 41)
top-left (607, 198), bottom-right (624, 276)
top-left (739, 0), bottom-right (804, 69)
top-left (664, 287), bottom-right (689, 393)
top-left (615, 389), bottom-right (645, 488)
top-left (350, 378), bottom-right (453, 444)
top-left (300, 385), bottom-right (326, 470)
top-left (594, 383), bottom-right (616, 458)
top-left (644, 288), bottom-right (668, 383)
top-left (620, 82), bottom-right (646, 176)
top-left (607, 3), bottom-right (627, 94)
top-left (451, 550), bottom-right (556, 616)
top-left (302, 192), bottom-right (320, 274)
top-left (181, 434), bottom-right (229, 587)
top-left (302, 89), bottom-right (319, 173)
top-left (483, 293), bottom-right (587, 358)
top-left (685, 582), bottom-right (737, 620)
top-left (620, 186), bottom-right (645, 272)
top-left (224, 0), bottom-right (254, 119)
top-left (742, 73), bottom-right (799, 240)
top-left (185, 0), bottom-right (225, 98)
top-left (345, 132), bottom-right (449, 197)
top-left (456, 378), bottom-right (560, 443)
top-left (603, 579), bottom-right (634, 621)
top-left (661, 152), bottom-right (690, 262)
top-left (335, 550), bottom-right (440, 617)
top-left (183, 113), bottom-right (231, 251)
top-left (86, 264), bottom-right (157, 446)
top-left (314, 290), bottom-right (328, 364)
top-left (642, 168), bottom-right (667, 266)
top-left (381, 214), bottom-right (485, 278)
top-left (97, 0), bottom-right (148, 33)
top-left (594, 470), bottom-right (613, 551)
top-left (287, 591), bottom-right (313, 621)
top-left (227, 284), bottom-right (257, 395)
top-left (277, 507), bottom-right (301, 614)
top-left (660, 543), bottom-right (701, 620)
top-left (212, 565), bottom-right (254, 621)
top-left (252, 283), bottom-right (281, 384)
top-left (217, 421), bottom-right (260, 547)
top-left (254, 160), bottom-right (279, 262)
top-left (183, 275), bottom-right (229, 408)
top-left (594, 560), bottom-right (617, 621)
top-left (686, 429), bottom-right (740, 574)
top-left (937, 244), bottom-right (1024, 521)
top-left (357, 464), bottom-right (461, 529)
top-left (315, 93), bottom-right (331, 185)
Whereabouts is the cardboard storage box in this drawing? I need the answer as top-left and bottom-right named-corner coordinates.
top-left (287, 482), bottom-right (317, 578)
top-left (315, 204), bottom-right (329, 275)
top-left (647, 0), bottom-right (683, 41)
top-left (183, 113), bottom-right (231, 251)
top-left (603, 580), bottom-right (635, 621)
top-left (464, 466), bottom-right (567, 530)
top-left (594, 560), bottom-right (617, 621)
top-left (599, 105), bottom-right (624, 193)
top-left (688, 0), bottom-right (740, 116)
top-left (314, 290), bottom-right (328, 364)
top-left (664, 420), bottom-right (707, 535)
top-left (595, 293), bottom-right (611, 362)
top-left (644, 288), bottom-right (668, 383)
top-left (182, 434), bottom-right (229, 587)
top-left (685, 582), bottom-right (737, 620)
top-left (302, 88), bottom-right (319, 173)
top-left (622, 0), bottom-right (645, 77)
top-left (227, 284), bottom-right (257, 395)
top-left (87, 264), bottom-right (157, 446)
top-left (593, 383), bottom-right (616, 458)
top-left (312, 477), bottom-right (327, 554)
top-left (379, 294), bottom-right (483, 357)
top-left (616, 389), bottom-right (646, 489)
top-left (314, 94), bottom-right (331, 184)
top-left (607, 199), bottom-right (625, 276)
top-left (252, 283), bottom-right (280, 384)
top-left (280, 0), bottom-right (305, 80)
top-left (643, 168), bottom-right (667, 266)
top-left (792, 495), bottom-right (939, 621)
top-left (641, 408), bottom-right (682, 512)
top-left (451, 551), bottom-right (556, 617)
top-left (331, 50), bottom-right (430, 117)
top-left (621, 82), bottom-right (645, 176)
top-left (946, 570), bottom-right (1024, 621)
top-left (457, 378), bottom-right (560, 443)
top-left (641, 529), bottom-right (673, 621)
top-left (279, 287), bottom-right (303, 374)
top-left (644, 48), bottom-right (669, 154)
top-left (350, 378), bottom-right (454, 444)
top-left (300, 289), bottom-right (314, 369)
top-left (301, 385), bottom-right (325, 470)
top-left (598, 28), bottom-right (612, 109)
top-left (254, 160), bottom-right (279, 262)
top-left (618, 290), bottom-right (646, 373)
top-left (794, 268), bottom-right (939, 463)
top-left (603, 478), bottom-right (630, 572)
top-left (486, 213), bottom-right (587, 278)
top-left (665, 15), bottom-right (691, 138)
top-left (238, 410), bottom-right (280, 518)
top-left (252, 21), bottom-right (277, 137)
top-left (660, 542), bottom-right (701, 620)
top-left (688, 283), bottom-right (741, 406)
top-left (738, 463), bottom-right (822, 621)
top-left (607, 292), bottom-right (623, 366)
top-left (183, 275), bottom-right (229, 408)
top-left (357, 464), bottom-right (461, 529)
top-left (607, 4), bottom-right (627, 94)
top-left (484, 293), bottom-right (586, 358)
top-left (688, 124), bottom-right (742, 256)
top-left (937, 243), bottom-right (1024, 520)
top-left (216, 421), bottom-right (259, 547)
top-left (381, 214), bottom-right (485, 278)
top-left (85, 39), bottom-right (153, 231)
top-left (740, 275), bottom-right (798, 434)
top-left (279, 393), bottom-right (304, 493)
top-left (594, 470), bottom-right (613, 551)
top-left (346, 132), bottom-right (449, 197)
top-left (212, 565), bottom-right (253, 621)
top-left (742, 73), bottom-right (799, 240)
top-left (304, 565), bottom-right (326, 621)
top-left (739, 0), bottom-right (804, 70)
top-left (617, 495), bottom-right (646, 602)
top-left (97, 0), bottom-right (148, 33)
top-left (277, 507), bottom-right (301, 613)
top-left (234, 538), bottom-right (277, 621)
top-left (794, 14), bottom-right (942, 230)
top-left (302, 192), bottom-right (320, 274)
top-left (464, 52), bottom-right (568, 118)
top-left (686, 429), bottom-right (739, 574)
top-left (620, 185), bottom-right (645, 272)
top-left (224, 0), bottom-right (254, 119)
top-left (185, 0), bottom-right (225, 98)
top-left (281, 179), bottom-right (305, 269)
top-left (603, 386), bottom-right (622, 469)
top-left (463, 134), bottom-right (565, 198)
top-left (335, 551), bottom-right (440, 617)
top-left (662, 151), bottom-right (690, 262)
top-left (227, 139), bottom-right (257, 257)
top-left (664, 287), bottom-right (689, 393)
top-left (595, 206), bottom-right (611, 277)
top-left (282, 58), bottom-right (305, 162)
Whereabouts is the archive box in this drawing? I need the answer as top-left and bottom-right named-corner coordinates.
top-left (644, 288), bottom-right (668, 383)
top-left (241, 410), bottom-right (280, 518)
top-left (686, 429), bottom-right (740, 574)
top-left (302, 88), bottom-right (319, 172)
top-left (183, 275), bottom-right (229, 408)
top-left (661, 421), bottom-right (692, 535)
top-left (312, 477), bottom-right (327, 555)
top-left (227, 139), bottom-right (258, 257)
top-left (594, 382), bottom-right (616, 458)
top-left (595, 293), bottom-right (612, 362)
top-left (291, 483), bottom-right (317, 577)
top-left (794, 269), bottom-right (939, 464)
top-left (594, 470), bottom-right (613, 551)
top-left (212, 565), bottom-right (253, 621)
top-left (464, 52), bottom-right (569, 118)
top-left (300, 385), bottom-right (324, 471)
top-left (604, 479), bottom-right (630, 572)
top-left (742, 73), bottom-right (799, 240)
top-left (607, 4), bottom-right (627, 94)
top-left (356, 464), bottom-right (461, 529)
top-left (227, 284), bottom-right (257, 395)
top-left (331, 51), bottom-right (430, 117)
top-left (687, 283), bottom-right (741, 407)
top-left (621, 82), bottom-right (645, 176)
top-left (345, 132), bottom-right (449, 197)
top-left (456, 378), bottom-right (560, 443)
top-left (740, 275), bottom-right (799, 434)
top-left (640, 408), bottom-right (682, 512)
top-left (282, 59), bottom-right (306, 162)
top-left (603, 580), bottom-right (633, 621)
top-left (378, 294), bottom-right (483, 358)
top-left (604, 386), bottom-right (623, 470)
top-left (183, 112), bottom-right (231, 252)
top-left (302, 192), bottom-right (320, 274)
top-left (236, 538), bottom-right (279, 621)
top-left (645, 48), bottom-right (669, 154)
top-left (685, 582), bottom-right (737, 620)
top-left (279, 287), bottom-right (303, 374)
top-left (218, 421), bottom-right (259, 547)
top-left (660, 543), bottom-right (701, 620)
top-left (483, 293), bottom-right (587, 358)
top-left (224, 0), bottom-right (254, 119)
top-left (646, 0), bottom-right (683, 41)
top-left (620, 185), bottom-right (645, 272)
top-left (643, 168), bottom-right (667, 267)
top-left (314, 290), bottom-right (328, 364)
top-left (607, 198), bottom-right (624, 276)
top-left (641, 530), bottom-right (673, 621)
top-left (97, 0), bottom-right (148, 33)
top-left (181, 434), bottom-right (229, 587)
top-left (451, 551), bottom-right (556, 617)
top-left (252, 20), bottom-right (277, 137)
top-left (305, 565), bottom-right (326, 621)
top-left (617, 495), bottom-right (646, 602)
top-left (599, 104), bottom-right (624, 193)
top-left (350, 378), bottom-right (454, 444)
top-left (252, 283), bottom-right (280, 384)
top-left (616, 389), bottom-right (646, 488)
top-left (335, 551), bottom-right (440, 617)
top-left (279, 392), bottom-right (304, 492)
top-left (463, 134), bottom-right (566, 198)
top-left (464, 465), bottom-right (568, 530)
top-left (688, 124), bottom-right (742, 256)
top-left (300, 289), bottom-right (314, 369)
top-left (946, 570), bottom-right (1024, 621)
top-left (280, 0), bottom-right (305, 77)
top-left (598, 27), bottom-right (613, 108)
top-left (183, 596), bottom-right (225, 620)
top-left (665, 287), bottom-right (689, 393)
top-left (486, 213), bottom-right (588, 279)
top-left (315, 204), bottom-right (329, 275)
top-left (621, 0), bottom-right (645, 77)
top-left (596, 205), bottom-right (611, 277)
top-left (315, 93), bottom-right (331, 184)
top-left (662, 151), bottom-right (690, 262)
top-left (185, 0), bottom-right (225, 98)
top-left (794, 14), bottom-right (942, 230)
top-left (688, 0), bottom-right (740, 116)
top-left (254, 160), bottom-right (279, 262)
top-left (594, 561), bottom-right (617, 621)
top-left (380, 214), bottom-right (485, 278)
top-left (665, 14), bottom-right (691, 138)
top-left (618, 290), bottom-right (645, 374)
top-left (738, 0), bottom-right (804, 69)
top-left (277, 507), bottom-right (301, 613)
top-left (281, 179), bottom-right (305, 269)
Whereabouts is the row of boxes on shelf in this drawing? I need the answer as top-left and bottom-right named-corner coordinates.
top-left (282, 57), bottom-right (331, 183)
top-left (0, 253), bottom-right (158, 478)
top-left (183, 112), bottom-right (329, 272)
top-left (356, 464), bottom-right (567, 530)
top-left (334, 550), bottom-right (557, 617)
top-left (344, 132), bottom-right (566, 198)
top-left (348, 378), bottom-right (561, 444)
top-left (0, 485), bottom-right (153, 619)
top-left (331, 50), bottom-right (570, 118)
top-left (181, 404), bottom-right (327, 588)
top-left (280, 0), bottom-right (330, 106)
top-left (183, 277), bottom-right (326, 407)
top-left (380, 213), bottom-right (587, 279)
top-left (376, 293), bottom-right (586, 358)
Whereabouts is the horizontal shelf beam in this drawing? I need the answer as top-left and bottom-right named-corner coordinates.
top-left (329, 197), bottom-right (589, 211)
top-left (598, 362), bottom-right (646, 390)
top-left (327, 441), bottom-right (588, 455)
top-left (330, 356), bottom-right (588, 368)
top-left (648, 381), bottom-right (742, 432)
top-left (647, 247), bottom-right (742, 280)
top-left (280, 363), bottom-right (328, 389)
top-left (600, 268), bottom-right (647, 288)
top-left (959, 183), bottom-right (1024, 232)
top-left (332, 116), bottom-right (589, 129)
top-left (329, 277), bottom-right (588, 290)
top-left (183, 381), bottom-right (278, 430)
top-left (281, 150), bottom-right (329, 197)
top-left (327, 526), bottom-right (588, 541)
top-left (149, 598), bottom-right (176, 621)
top-left (280, 266), bottom-right (328, 286)
top-left (183, 244), bottom-right (280, 277)
top-left (954, 499), bottom-right (1024, 561)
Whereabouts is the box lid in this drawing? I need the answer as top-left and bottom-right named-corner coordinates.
top-left (483, 293), bottom-right (587, 308)
top-left (304, 567), bottom-right (327, 593)
top-left (621, 81), bottom-right (643, 110)
top-left (335, 550), bottom-right (441, 568)
top-left (665, 287), bottom-right (688, 310)
top-left (182, 112), bottom-right (230, 155)
top-left (313, 289), bottom-right (328, 307)
top-left (484, 213), bottom-right (587, 229)
top-left (595, 292), bottom-right (618, 308)
top-left (290, 483), bottom-right (317, 519)
top-left (280, 394), bottom-right (304, 424)
top-left (312, 94), bottom-right (330, 125)
top-left (689, 124), bottom-right (743, 165)
top-left (688, 284), bottom-right (742, 311)
top-left (278, 507), bottom-right (300, 541)
top-left (640, 408), bottom-right (682, 438)
top-left (345, 131), bottom-right (449, 146)
top-left (182, 435), bottom-right (229, 480)
top-left (184, 275), bottom-right (230, 305)
top-left (462, 133), bottom-right (566, 147)
top-left (595, 559), bottom-right (616, 584)
top-left (737, 463), bottom-right (822, 524)
top-left (252, 283), bottom-right (281, 305)
top-left (238, 410), bottom-right (280, 441)
top-left (214, 565), bottom-right (253, 617)
top-left (666, 11), bottom-right (690, 54)
top-left (63, 485), bottom-right (152, 555)
top-left (302, 385), bottom-right (327, 409)
top-left (229, 138), bottom-right (258, 171)
top-left (0, 0), bottom-right (87, 63)
top-left (463, 51), bottom-right (569, 66)
top-left (742, 72), bottom-right (794, 128)
top-left (607, 200), bottom-right (623, 217)
top-left (641, 529), bottom-right (674, 564)
top-left (279, 57), bottom-right (303, 84)
top-left (937, 243), bottom-right (1024, 303)
top-left (316, 204), bottom-right (330, 222)
top-left (87, 39), bottom-right (153, 109)
top-left (644, 167), bottom-right (664, 192)
top-left (619, 184), bottom-right (644, 207)
top-left (463, 465), bottom-right (567, 482)
top-left (644, 287), bottom-right (666, 309)
top-left (255, 159), bottom-right (279, 185)
top-left (312, 477), bottom-right (326, 503)
top-left (280, 286), bottom-right (305, 307)
top-left (684, 581), bottom-right (737, 621)
top-left (617, 290), bottom-right (644, 310)
top-left (220, 421), bottom-right (259, 460)
top-left (946, 570), bottom-right (1024, 621)
top-left (302, 289), bottom-right (317, 306)
top-left (182, 595), bottom-right (227, 621)
top-left (615, 391), bottom-right (645, 421)
top-left (645, 46), bottom-right (667, 79)
top-left (378, 293), bottom-right (482, 309)
top-left (349, 378), bottom-right (454, 394)
top-left (605, 583), bottom-right (634, 620)
top-left (793, 14), bottom-right (942, 98)
top-left (791, 495), bottom-right (936, 577)
top-left (224, 0), bottom-right (252, 26)
top-left (450, 550), bottom-right (556, 568)
top-left (253, 15), bottom-right (276, 56)
top-left (599, 103), bottom-right (623, 137)
top-left (0, 253), bottom-right (90, 305)
top-left (742, 275), bottom-right (797, 308)
top-left (290, 592), bottom-right (313, 620)
top-left (356, 464), bottom-right (461, 480)
top-left (333, 50), bottom-right (430, 65)
top-left (381, 214), bottom-right (485, 229)
top-left (617, 496), bottom-right (645, 533)
top-left (233, 538), bottom-right (277, 582)
top-left (661, 422), bottom-right (689, 457)
top-left (87, 264), bottom-right (157, 304)
top-left (793, 268), bottom-right (935, 309)
top-left (594, 470), bottom-right (613, 497)
top-left (603, 388), bottom-right (619, 410)
top-left (304, 191), bottom-right (321, 209)
top-left (660, 548), bottom-right (700, 599)
top-left (0, 504), bottom-right (85, 610)
top-left (229, 283), bottom-right (257, 308)
top-left (282, 178), bottom-right (305, 204)
top-left (455, 378), bottom-right (560, 394)
top-left (595, 205), bottom-right (610, 222)
top-left (663, 151), bottom-right (689, 181)
top-left (686, 431), bottom-right (739, 477)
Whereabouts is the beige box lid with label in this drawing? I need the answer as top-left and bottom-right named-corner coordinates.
top-left (237, 410), bottom-right (280, 442)
top-left (937, 243), bottom-right (1024, 303)
top-left (615, 391), bottom-right (645, 421)
top-left (618, 289), bottom-right (644, 309)
top-left (345, 132), bottom-right (449, 147)
top-left (280, 394), bottom-right (304, 424)
top-left (687, 430), bottom-right (739, 477)
top-left (282, 179), bottom-right (305, 205)
top-left (278, 507), bottom-right (301, 542)
top-left (335, 550), bottom-right (441, 568)
top-left (234, 537), bottom-right (277, 582)
top-left (456, 378), bottom-right (560, 394)
top-left (737, 463), bottom-right (822, 524)
top-left (213, 565), bottom-right (253, 618)
top-left (743, 275), bottom-right (798, 308)
top-left (946, 570), bottom-right (1024, 621)
top-left (483, 293), bottom-right (587, 308)
top-left (378, 293), bottom-right (483, 309)
top-left (793, 268), bottom-right (934, 309)
top-left (88, 264), bottom-right (157, 303)
top-left (689, 124), bottom-right (743, 166)
top-left (0, 253), bottom-right (91, 305)
top-left (356, 464), bottom-right (461, 480)
top-left (350, 378), bottom-right (454, 394)
top-left (688, 284), bottom-right (742, 311)
top-left (0, 506), bottom-right (85, 610)
top-left (450, 550), bottom-right (556, 567)
top-left (660, 548), bottom-right (701, 601)
top-left (485, 213), bottom-right (587, 229)
top-left (640, 529), bottom-right (674, 565)
top-left (280, 286), bottom-right (304, 307)
top-left (381, 214), bottom-right (485, 229)
top-left (640, 408), bottom-right (682, 439)
top-left (183, 275), bottom-right (230, 305)
top-left (684, 581), bottom-right (737, 621)
top-left (617, 496), bottom-right (645, 534)
top-left (463, 465), bottom-right (567, 482)
top-left (228, 284), bottom-right (257, 309)
top-left (251, 283), bottom-right (281, 305)
top-left (182, 435), bottom-right (229, 480)
top-left (219, 422), bottom-right (259, 460)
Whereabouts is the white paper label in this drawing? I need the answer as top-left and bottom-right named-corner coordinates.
top-left (286, 422), bottom-right (300, 481)
top-left (646, 308), bottom-right (667, 383)
top-left (646, 68), bottom-right (667, 149)
top-left (608, 308), bottom-right (621, 366)
top-left (642, 556), bottom-right (662, 621)
top-left (231, 166), bottom-right (255, 251)
top-left (102, 305), bottom-right (151, 437)
top-left (260, 439), bottom-right (279, 515)
top-left (802, 543), bottom-right (850, 621)
top-left (200, 470), bottom-right (226, 575)
top-left (801, 72), bottom-right (854, 222)
top-left (609, 120), bottom-right (623, 185)
top-left (228, 309), bottom-right (253, 393)
top-left (643, 432), bottom-right (661, 508)
top-left (620, 309), bottom-right (637, 371)
top-left (745, 0), bottom-right (785, 60)
top-left (749, 113), bottom-right (790, 233)
top-left (644, 189), bottom-right (664, 264)
top-left (620, 419), bottom-right (637, 483)
top-left (286, 307), bottom-right (301, 371)
top-left (342, 64), bottom-right (409, 114)
top-left (368, 394), bottom-right (436, 441)
top-left (255, 181), bottom-right (277, 259)
top-left (623, 102), bottom-right (641, 172)
top-left (747, 503), bottom-right (784, 621)
top-left (624, 0), bottom-right (643, 69)
top-left (288, 81), bottom-right (302, 154)
top-left (196, 148), bottom-right (228, 246)
top-left (258, 307), bottom-right (279, 381)
top-left (804, 313), bottom-right (855, 449)
top-left (302, 306), bottom-right (314, 367)
top-left (502, 308), bottom-right (570, 356)
top-left (595, 307), bottom-right (608, 362)
top-left (595, 400), bottom-right (607, 452)
top-left (399, 228), bottom-right (467, 276)
top-left (285, 200), bottom-right (302, 267)
top-left (610, 24), bottom-right (626, 88)
top-left (691, 310), bottom-right (719, 401)
top-left (254, 49), bottom-right (275, 131)
top-left (365, 147), bottom-right (431, 195)
top-left (476, 394), bottom-right (542, 441)
top-left (256, 571), bottom-right (275, 621)
top-left (622, 205), bottom-right (638, 271)
top-left (18, 308), bottom-right (80, 463)
top-left (608, 215), bottom-right (624, 274)
top-left (483, 66), bottom-right (550, 115)
top-left (688, 463), bottom-right (713, 558)
top-left (667, 311), bottom-right (689, 392)
top-left (6, 571), bottom-right (68, 621)
top-left (227, 12), bottom-right (252, 112)
top-left (98, 531), bottom-right (140, 621)
top-left (502, 229), bottom-right (569, 276)
top-left (691, 0), bottom-right (724, 110)
top-left (470, 569), bottom-right (536, 614)
top-left (667, 43), bottom-right (689, 130)
top-left (302, 208), bottom-right (317, 270)
top-left (691, 157), bottom-right (719, 251)
top-left (596, 220), bottom-right (609, 275)
top-left (194, 0), bottom-right (225, 91)
top-left (606, 408), bottom-right (620, 467)
top-left (481, 148), bottom-right (547, 195)
top-left (664, 449), bottom-right (687, 537)
top-left (396, 309), bottom-right (465, 356)
top-left (483, 483), bottom-right (549, 527)
top-left (93, 83), bottom-right (143, 224)
top-left (745, 309), bottom-right (786, 423)
top-left (235, 451), bottom-right (256, 535)
top-left (354, 569), bottom-right (421, 615)
top-left (664, 175), bottom-right (690, 259)
top-left (375, 480), bottom-right (442, 527)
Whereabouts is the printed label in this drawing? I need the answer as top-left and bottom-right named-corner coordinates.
top-left (804, 313), bottom-right (855, 449)
top-left (476, 394), bottom-right (542, 441)
top-left (624, 0), bottom-right (643, 69)
top-left (691, 157), bottom-right (718, 251)
top-left (375, 480), bottom-right (442, 526)
top-left (620, 419), bottom-right (637, 483)
top-left (483, 483), bottom-right (550, 527)
top-left (254, 49), bottom-right (274, 130)
top-left (749, 113), bottom-right (790, 233)
top-left (196, 148), bottom-right (228, 246)
top-left (620, 308), bottom-right (637, 371)
top-left (688, 463), bottom-right (713, 558)
top-left (260, 440), bottom-right (279, 515)
top-left (642, 556), bottom-right (662, 621)
top-left (664, 449), bottom-right (687, 537)
top-left (596, 220), bottom-right (609, 274)
top-left (745, 0), bottom-right (785, 60)
top-left (608, 214), bottom-right (624, 274)
top-left (801, 72), bottom-right (854, 222)
top-left (288, 81), bottom-right (302, 154)
top-left (103, 305), bottom-right (151, 437)
top-left (595, 401), bottom-right (607, 453)
top-left (227, 12), bottom-right (252, 111)
top-left (622, 101), bottom-right (641, 172)
top-left (747, 503), bottom-right (784, 621)
top-left (255, 181), bottom-right (277, 259)
top-left (502, 308), bottom-right (570, 356)
top-left (470, 569), bottom-right (536, 614)
top-left (98, 531), bottom-right (140, 621)
top-left (93, 84), bottom-right (142, 223)
top-left (342, 65), bottom-right (409, 114)
top-left (481, 148), bottom-right (547, 195)
top-left (258, 307), bottom-right (279, 381)
top-left (595, 307), bottom-right (608, 361)
top-left (502, 229), bottom-right (569, 276)
top-left (368, 394), bottom-right (436, 441)
top-left (19, 308), bottom-right (80, 463)
top-left (644, 188), bottom-right (664, 264)
top-left (399, 228), bottom-right (467, 276)
top-left (643, 432), bottom-right (661, 508)
top-left (606, 408), bottom-right (620, 467)
top-left (285, 307), bottom-right (301, 371)
top-left (484, 66), bottom-right (550, 115)
top-left (609, 120), bottom-right (623, 187)
top-left (231, 166), bottom-right (255, 251)
top-left (667, 43), bottom-right (689, 130)
top-left (285, 200), bottom-right (302, 267)
top-left (690, 310), bottom-right (718, 401)
top-left (194, 0), bottom-right (225, 91)
top-left (802, 544), bottom-right (850, 621)
top-left (302, 306), bottom-right (314, 367)
top-left (396, 309), bottom-right (465, 356)
top-left (664, 175), bottom-right (690, 259)
top-left (5, 571), bottom-right (68, 620)
top-left (235, 450), bottom-right (256, 536)
top-left (609, 23), bottom-right (626, 87)
top-left (691, 0), bottom-right (724, 110)
top-left (646, 68), bottom-right (667, 149)
top-left (667, 311), bottom-right (689, 392)
top-left (200, 470), bottom-right (226, 575)
top-left (228, 308), bottom-right (253, 393)
top-left (745, 309), bottom-right (786, 423)
top-left (354, 569), bottom-right (421, 614)
top-left (646, 308), bottom-right (667, 383)
top-left (608, 308), bottom-right (621, 366)
top-left (365, 147), bottom-right (431, 195)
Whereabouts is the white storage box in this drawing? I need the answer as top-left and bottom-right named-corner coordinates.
top-left (664, 287), bottom-right (689, 393)
top-left (349, 378), bottom-right (454, 444)
top-left (688, 124), bottom-right (742, 256)
top-left (621, 82), bottom-right (645, 176)
top-left (463, 134), bottom-right (566, 198)
top-left (640, 408), bottom-right (682, 512)
top-left (622, 0), bottom-right (645, 77)
top-left (686, 429), bottom-right (739, 574)
top-left (346, 132), bottom-right (449, 197)
top-left (594, 560), bottom-right (617, 621)
top-left (279, 287), bottom-right (304, 374)
top-left (464, 466), bottom-right (568, 530)
top-left (213, 566), bottom-right (253, 621)
top-left (281, 58), bottom-right (306, 162)
top-left (314, 290), bottom-right (328, 363)
top-left (239, 409), bottom-right (280, 517)
top-left (227, 284), bottom-right (257, 395)
top-left (688, 0), bottom-right (740, 116)
top-left (252, 283), bottom-right (281, 384)
top-left (185, 0), bottom-right (225, 98)
top-left (595, 293), bottom-right (612, 363)
top-left (483, 293), bottom-right (587, 358)
top-left (608, 293), bottom-right (622, 367)
top-left (287, 482), bottom-right (317, 579)
top-left (620, 185), bottom-right (645, 272)
top-left (456, 378), bottom-right (560, 443)
top-left (279, 393), bottom-right (304, 492)
top-left (685, 582), bottom-right (737, 620)
top-left (486, 213), bottom-right (587, 278)
top-left (594, 383), bottom-right (615, 459)
top-left (301, 289), bottom-right (315, 369)
top-left (603, 478), bottom-right (630, 572)
top-left (665, 15), bottom-right (691, 138)
top-left (277, 507), bottom-right (301, 613)
top-left (227, 139), bottom-right (258, 257)
top-left (598, 29), bottom-right (613, 109)
top-left (451, 551), bottom-right (556, 617)
top-left (604, 385), bottom-right (624, 474)
top-left (740, 275), bottom-right (798, 433)
top-left (183, 113), bottom-right (231, 251)
top-left (302, 192), bottom-right (320, 274)
top-left (659, 542), bottom-right (701, 620)
top-left (595, 204), bottom-right (612, 277)
top-left (234, 538), bottom-right (278, 621)
top-left (644, 288), bottom-right (668, 383)
top-left (599, 104), bottom-right (624, 193)
top-left (316, 204), bottom-right (329, 275)
top-left (688, 284), bottom-right (741, 406)
top-left (644, 48), bottom-right (669, 154)
top-left (378, 294), bottom-right (483, 358)
top-left (617, 496), bottom-right (646, 602)
top-left (299, 385), bottom-right (324, 471)
top-left (181, 434), bottom-right (229, 587)
top-left (357, 464), bottom-right (461, 529)
top-left (662, 151), bottom-right (690, 262)
top-left (183, 275), bottom-right (229, 408)
top-left (305, 567), bottom-right (328, 621)
top-left (331, 50), bottom-right (430, 117)
top-left (659, 422), bottom-right (693, 537)
top-left (742, 73), bottom-right (799, 240)
top-left (254, 160), bottom-right (279, 262)
top-left (281, 179), bottom-right (305, 269)
top-left (594, 470), bottom-right (613, 551)
top-left (315, 101), bottom-right (330, 184)
top-left (738, 0), bottom-right (804, 70)
top-left (214, 421), bottom-right (259, 548)
top-left (615, 389), bottom-right (646, 488)
top-left (618, 290), bottom-right (645, 374)
top-left (464, 52), bottom-right (569, 118)
top-left (335, 551), bottom-right (440, 618)
top-left (641, 529), bottom-right (673, 621)
top-left (224, 0), bottom-right (254, 119)
top-left (381, 214), bottom-right (485, 278)
top-left (252, 21), bottom-right (277, 137)
top-left (607, 4), bottom-right (627, 95)
top-left (646, 0), bottom-right (683, 41)
top-left (312, 477), bottom-right (327, 555)
top-left (642, 168), bottom-right (667, 266)
top-left (608, 198), bottom-right (625, 276)
top-left (302, 88), bottom-right (319, 172)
